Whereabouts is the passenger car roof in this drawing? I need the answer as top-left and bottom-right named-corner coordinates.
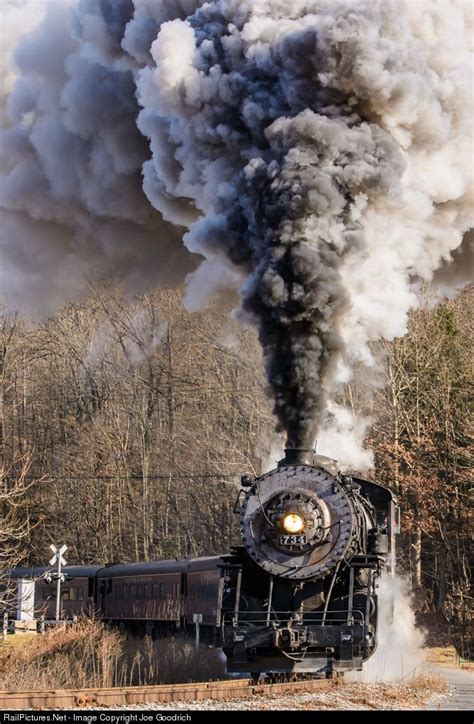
top-left (4, 556), bottom-right (225, 580)
top-left (97, 556), bottom-right (223, 577)
top-left (5, 565), bottom-right (102, 579)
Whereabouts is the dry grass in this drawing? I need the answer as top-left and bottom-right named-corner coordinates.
top-left (0, 620), bottom-right (225, 691)
top-left (425, 646), bottom-right (459, 665)
top-left (123, 633), bottom-right (226, 685)
top-left (341, 675), bottom-right (447, 710)
top-left (424, 646), bottom-right (474, 670)
top-left (0, 621), bottom-right (122, 690)
top-left (408, 673), bottom-right (447, 691)
top-left (0, 632), bottom-right (37, 650)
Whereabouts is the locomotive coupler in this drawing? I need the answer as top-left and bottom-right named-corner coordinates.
top-left (274, 626), bottom-right (308, 650)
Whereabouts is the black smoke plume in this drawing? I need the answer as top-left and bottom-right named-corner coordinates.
top-left (1, 0), bottom-right (472, 450)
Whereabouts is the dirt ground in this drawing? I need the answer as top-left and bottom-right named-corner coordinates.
top-left (425, 665), bottom-right (473, 710)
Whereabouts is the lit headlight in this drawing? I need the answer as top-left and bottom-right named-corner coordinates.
top-left (282, 513), bottom-right (304, 534)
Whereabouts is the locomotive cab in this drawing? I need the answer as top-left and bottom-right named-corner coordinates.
top-left (217, 448), bottom-right (399, 678)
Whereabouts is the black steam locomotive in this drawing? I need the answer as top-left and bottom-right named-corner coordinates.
top-left (217, 448), bottom-right (399, 679)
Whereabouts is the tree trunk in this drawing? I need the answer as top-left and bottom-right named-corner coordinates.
top-left (437, 544), bottom-right (447, 611)
top-left (412, 525), bottom-right (422, 590)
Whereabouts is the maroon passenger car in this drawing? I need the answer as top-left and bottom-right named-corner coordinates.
top-left (97, 557), bottom-right (222, 633)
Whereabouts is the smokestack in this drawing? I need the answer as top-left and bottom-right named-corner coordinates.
top-left (279, 447), bottom-right (316, 467)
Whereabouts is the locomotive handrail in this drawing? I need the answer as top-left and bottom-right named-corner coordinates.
top-left (222, 609), bottom-right (365, 626)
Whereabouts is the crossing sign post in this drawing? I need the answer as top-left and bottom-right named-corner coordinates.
top-left (49, 544), bottom-right (67, 623)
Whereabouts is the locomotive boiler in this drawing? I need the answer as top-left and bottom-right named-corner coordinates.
top-left (217, 447), bottom-right (399, 679)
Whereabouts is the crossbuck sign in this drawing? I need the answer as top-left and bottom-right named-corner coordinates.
top-left (49, 544), bottom-right (67, 568)
top-left (48, 544), bottom-right (68, 622)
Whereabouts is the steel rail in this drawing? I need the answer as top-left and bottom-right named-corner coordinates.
top-left (0, 676), bottom-right (339, 709)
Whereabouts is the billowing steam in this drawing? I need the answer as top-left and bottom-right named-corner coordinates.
top-left (0, 0), bottom-right (195, 313)
top-left (1, 0), bottom-right (472, 449)
top-left (349, 574), bottom-right (425, 683)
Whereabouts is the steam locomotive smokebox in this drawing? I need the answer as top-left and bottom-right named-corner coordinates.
top-left (240, 458), bottom-right (355, 580)
top-left (279, 447), bottom-right (316, 466)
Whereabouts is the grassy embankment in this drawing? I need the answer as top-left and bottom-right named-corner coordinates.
top-left (0, 620), bottom-right (224, 690)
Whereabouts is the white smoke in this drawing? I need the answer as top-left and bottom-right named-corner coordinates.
top-left (0, 0), bottom-right (195, 316)
top-left (351, 574), bottom-right (425, 683)
top-left (256, 401), bottom-right (373, 472)
top-left (257, 434), bottom-right (285, 474)
top-left (0, 1), bottom-right (47, 117)
top-left (0, 0), bottom-right (472, 448)
top-left (317, 401), bottom-right (374, 472)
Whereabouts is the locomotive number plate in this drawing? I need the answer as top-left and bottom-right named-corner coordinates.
top-left (279, 534), bottom-right (307, 546)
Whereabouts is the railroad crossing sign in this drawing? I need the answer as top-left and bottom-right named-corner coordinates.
top-left (49, 544), bottom-right (67, 567)
top-left (48, 544), bottom-right (68, 623)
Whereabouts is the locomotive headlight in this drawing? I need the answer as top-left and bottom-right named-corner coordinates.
top-left (282, 513), bottom-right (304, 534)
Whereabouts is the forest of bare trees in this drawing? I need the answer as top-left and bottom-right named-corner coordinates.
top-left (1, 284), bottom-right (471, 654)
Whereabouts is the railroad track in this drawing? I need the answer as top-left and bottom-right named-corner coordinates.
top-left (0, 677), bottom-right (339, 709)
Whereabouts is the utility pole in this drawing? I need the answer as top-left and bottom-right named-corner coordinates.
top-left (48, 544), bottom-right (67, 623)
